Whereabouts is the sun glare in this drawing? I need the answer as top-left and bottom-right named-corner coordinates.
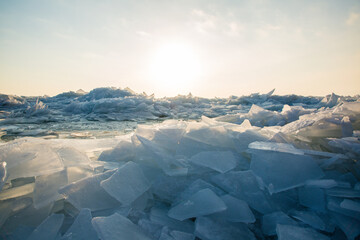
top-left (149, 43), bottom-right (201, 96)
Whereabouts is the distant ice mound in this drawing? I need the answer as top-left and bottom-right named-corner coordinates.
top-left (0, 93), bottom-right (360, 239)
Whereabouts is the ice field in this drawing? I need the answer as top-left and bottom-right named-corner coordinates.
top-left (0, 87), bottom-right (360, 239)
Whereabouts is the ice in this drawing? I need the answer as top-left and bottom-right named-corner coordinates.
top-left (151, 175), bottom-right (192, 203)
top-left (326, 188), bottom-right (360, 198)
top-left (159, 226), bottom-right (195, 240)
top-left (168, 188), bottom-right (227, 221)
top-left (276, 224), bottom-right (330, 240)
top-left (8, 225), bottom-right (35, 240)
top-left (100, 161), bottom-right (150, 205)
top-left (212, 170), bottom-right (273, 214)
top-left (248, 141), bottom-right (304, 155)
top-left (0, 88), bottom-right (360, 239)
top-left (56, 147), bottom-right (90, 167)
top-left (59, 170), bottom-right (119, 211)
top-left (0, 182), bottom-right (34, 201)
top-left (66, 167), bottom-right (93, 183)
top-left (61, 208), bottom-right (98, 240)
top-left (176, 179), bottom-right (225, 204)
top-left (250, 150), bottom-right (324, 194)
top-left (262, 211), bottom-right (298, 236)
top-left (150, 206), bottom-right (195, 233)
top-left (289, 210), bottom-right (326, 231)
top-left (92, 213), bottom-right (151, 240)
top-left (0, 161), bottom-right (7, 191)
top-left (184, 124), bottom-right (235, 148)
top-left (136, 135), bottom-right (188, 176)
top-left (340, 199), bottom-right (360, 212)
top-left (298, 186), bottom-right (326, 212)
top-left (327, 197), bottom-right (360, 220)
top-left (1, 200), bottom-right (52, 233)
top-left (341, 116), bottom-right (353, 137)
top-left (189, 151), bottom-right (237, 173)
top-left (305, 179), bottom-right (338, 188)
top-left (0, 198), bottom-right (31, 229)
top-left (33, 169), bottom-right (68, 209)
top-left (331, 212), bottom-right (360, 240)
top-left (213, 194), bottom-right (255, 223)
top-left (27, 214), bottom-right (64, 240)
top-left (195, 217), bottom-right (256, 240)
top-left (98, 140), bottom-right (135, 162)
top-left (138, 218), bottom-right (163, 239)
top-left (169, 230), bottom-right (194, 240)
top-left (2, 140), bottom-right (64, 180)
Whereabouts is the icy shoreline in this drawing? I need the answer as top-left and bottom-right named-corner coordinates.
top-left (1, 87), bottom-right (358, 140)
top-left (0, 88), bottom-right (360, 239)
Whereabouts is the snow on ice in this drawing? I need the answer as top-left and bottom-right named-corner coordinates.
top-left (0, 87), bottom-right (359, 239)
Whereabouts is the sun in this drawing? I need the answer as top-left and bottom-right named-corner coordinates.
top-left (149, 43), bottom-right (201, 96)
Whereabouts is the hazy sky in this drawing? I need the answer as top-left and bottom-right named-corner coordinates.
top-left (0, 0), bottom-right (359, 97)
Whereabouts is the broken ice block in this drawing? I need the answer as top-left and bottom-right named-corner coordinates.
top-left (195, 217), bottom-right (256, 240)
top-left (189, 151), bottom-right (237, 173)
top-left (327, 197), bottom-right (360, 220)
top-left (9, 225), bottom-right (34, 240)
top-left (175, 179), bottom-right (225, 204)
top-left (184, 124), bottom-right (235, 148)
top-left (62, 208), bottom-right (98, 240)
top-left (33, 169), bottom-right (68, 209)
top-left (151, 174), bottom-right (192, 203)
top-left (341, 116), bottom-right (353, 137)
top-left (305, 179), bottom-right (338, 188)
top-left (214, 194), bottom-right (255, 223)
top-left (100, 161), bottom-right (150, 205)
top-left (92, 213), bottom-right (151, 240)
top-left (212, 170), bottom-right (273, 214)
top-left (98, 140), bottom-right (135, 162)
top-left (250, 150), bottom-right (324, 194)
top-left (262, 211), bottom-right (298, 236)
top-left (326, 187), bottom-right (360, 198)
top-left (0, 182), bottom-right (34, 201)
top-left (331, 212), bottom-right (360, 240)
top-left (298, 187), bottom-right (326, 212)
top-left (0, 161), bottom-right (7, 191)
top-left (0, 197), bottom-right (32, 229)
top-left (170, 230), bottom-right (195, 240)
top-left (56, 147), bottom-right (90, 167)
top-left (340, 199), bottom-right (360, 212)
top-left (159, 226), bottom-right (195, 240)
top-left (1, 200), bottom-right (52, 233)
top-left (276, 224), bottom-right (330, 240)
top-left (0, 200), bottom-right (14, 228)
top-left (168, 188), bottom-right (226, 221)
top-left (27, 214), bottom-right (64, 240)
top-left (137, 218), bottom-right (163, 239)
top-left (66, 166), bottom-right (93, 183)
top-left (290, 210), bottom-right (326, 231)
top-left (5, 142), bottom-right (64, 180)
top-left (59, 170), bottom-right (119, 211)
top-left (248, 141), bottom-right (304, 155)
top-left (136, 135), bottom-right (188, 176)
top-left (150, 206), bottom-right (195, 233)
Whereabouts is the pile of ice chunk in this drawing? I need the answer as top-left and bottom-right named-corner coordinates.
top-left (0, 98), bottom-right (360, 239)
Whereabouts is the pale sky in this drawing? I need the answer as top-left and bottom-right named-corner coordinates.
top-left (0, 0), bottom-right (359, 97)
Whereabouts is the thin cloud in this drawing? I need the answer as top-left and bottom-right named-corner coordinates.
top-left (191, 9), bottom-right (217, 33)
top-left (136, 31), bottom-right (151, 37)
top-left (53, 32), bottom-right (75, 40)
top-left (225, 22), bottom-right (245, 37)
top-left (346, 12), bottom-right (360, 25)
